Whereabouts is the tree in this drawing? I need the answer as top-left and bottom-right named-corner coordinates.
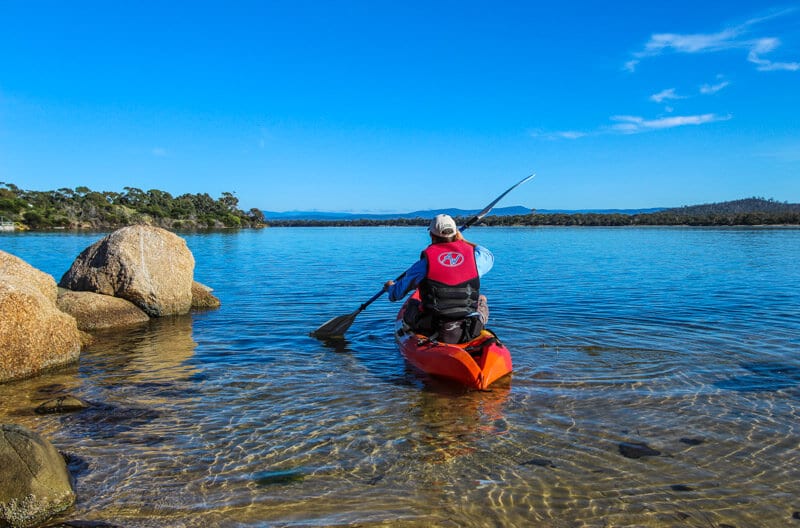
top-left (220, 192), bottom-right (239, 212)
top-left (248, 208), bottom-right (266, 223)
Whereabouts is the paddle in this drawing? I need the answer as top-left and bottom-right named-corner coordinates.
top-left (311, 173), bottom-right (535, 339)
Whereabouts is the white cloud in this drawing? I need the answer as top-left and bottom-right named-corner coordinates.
top-left (152, 147), bottom-right (167, 157)
top-left (626, 10), bottom-right (799, 73)
top-left (624, 59), bottom-right (640, 72)
top-left (529, 129), bottom-right (587, 140)
top-left (530, 113), bottom-right (731, 140)
top-left (650, 88), bottom-right (684, 103)
top-left (557, 131), bottom-right (587, 139)
top-left (700, 79), bottom-right (730, 94)
top-left (752, 36), bottom-right (780, 54)
top-left (750, 58), bottom-right (800, 71)
top-left (649, 78), bottom-right (729, 106)
top-left (642, 28), bottom-right (741, 55)
top-left (610, 113), bottom-right (732, 134)
top-left (747, 38), bottom-right (800, 70)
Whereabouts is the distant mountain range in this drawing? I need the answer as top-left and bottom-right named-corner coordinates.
top-left (263, 198), bottom-right (800, 221)
top-left (261, 205), bottom-right (666, 221)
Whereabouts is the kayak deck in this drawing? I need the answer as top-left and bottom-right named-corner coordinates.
top-left (395, 297), bottom-right (512, 390)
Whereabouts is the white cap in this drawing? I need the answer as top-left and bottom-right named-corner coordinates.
top-left (429, 214), bottom-right (457, 237)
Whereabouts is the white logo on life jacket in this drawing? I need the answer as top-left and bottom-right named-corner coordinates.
top-left (438, 251), bottom-right (464, 267)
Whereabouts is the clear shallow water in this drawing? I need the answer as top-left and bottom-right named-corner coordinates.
top-left (1, 227), bottom-right (800, 527)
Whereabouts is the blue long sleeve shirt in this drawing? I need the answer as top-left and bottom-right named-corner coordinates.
top-left (387, 245), bottom-right (494, 302)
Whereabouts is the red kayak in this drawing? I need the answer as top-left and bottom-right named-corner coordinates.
top-left (395, 292), bottom-right (512, 389)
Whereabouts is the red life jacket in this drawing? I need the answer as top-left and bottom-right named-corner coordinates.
top-left (420, 240), bottom-right (480, 320)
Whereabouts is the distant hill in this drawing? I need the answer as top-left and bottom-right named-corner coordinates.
top-left (261, 205), bottom-right (665, 221)
top-left (262, 206), bottom-right (534, 221)
top-left (536, 207), bottom-right (665, 215)
top-left (4, 181), bottom-right (797, 230)
top-left (662, 197), bottom-right (800, 216)
top-left (262, 197), bottom-right (800, 227)
top-left (263, 198), bottom-right (800, 222)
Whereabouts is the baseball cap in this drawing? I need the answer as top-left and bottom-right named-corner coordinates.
top-left (429, 214), bottom-right (458, 237)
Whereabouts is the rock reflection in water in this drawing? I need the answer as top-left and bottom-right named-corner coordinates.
top-left (86, 315), bottom-right (199, 387)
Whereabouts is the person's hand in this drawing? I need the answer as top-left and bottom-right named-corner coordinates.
top-left (384, 280), bottom-right (395, 291)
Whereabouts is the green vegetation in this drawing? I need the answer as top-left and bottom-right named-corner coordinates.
top-left (0, 183), bottom-right (266, 230)
top-left (2, 183), bottom-right (797, 231)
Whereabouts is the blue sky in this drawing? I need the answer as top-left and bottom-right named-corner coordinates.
top-left (1, 1), bottom-right (798, 212)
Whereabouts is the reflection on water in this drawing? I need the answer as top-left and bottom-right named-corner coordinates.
top-left (0, 227), bottom-right (799, 527)
top-left (0, 316), bottom-right (197, 427)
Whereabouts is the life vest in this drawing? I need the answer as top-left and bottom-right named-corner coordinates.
top-left (420, 240), bottom-right (480, 321)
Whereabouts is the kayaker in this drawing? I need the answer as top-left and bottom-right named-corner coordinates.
top-left (384, 213), bottom-right (494, 344)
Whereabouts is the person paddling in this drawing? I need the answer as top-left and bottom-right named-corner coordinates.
top-left (311, 174), bottom-right (531, 340)
top-left (384, 214), bottom-right (494, 344)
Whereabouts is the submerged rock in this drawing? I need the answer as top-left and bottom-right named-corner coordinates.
top-left (61, 452), bottom-right (90, 480)
top-left (618, 441), bottom-right (661, 459)
top-left (715, 361), bottom-right (800, 392)
top-left (45, 520), bottom-right (123, 527)
top-left (521, 458), bottom-right (557, 468)
top-left (252, 469), bottom-right (305, 486)
top-left (0, 424), bottom-right (75, 527)
top-left (58, 402), bottom-right (161, 440)
top-left (35, 396), bottom-right (90, 415)
top-left (59, 225), bottom-right (195, 317)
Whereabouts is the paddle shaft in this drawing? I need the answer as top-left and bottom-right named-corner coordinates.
top-left (460, 173), bottom-right (535, 231)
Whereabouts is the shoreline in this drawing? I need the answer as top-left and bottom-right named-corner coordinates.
top-left (3, 222), bottom-right (800, 234)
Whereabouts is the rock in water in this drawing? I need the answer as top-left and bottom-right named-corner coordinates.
top-left (56, 289), bottom-right (150, 331)
top-left (0, 251), bottom-right (82, 383)
top-left (0, 424), bottom-right (76, 527)
top-left (0, 250), bottom-right (58, 303)
top-left (618, 441), bottom-right (661, 459)
top-left (252, 468), bottom-right (305, 486)
top-left (59, 225), bottom-right (195, 317)
top-left (191, 281), bottom-right (221, 309)
top-left (35, 396), bottom-right (90, 415)
top-left (521, 458), bottom-right (557, 468)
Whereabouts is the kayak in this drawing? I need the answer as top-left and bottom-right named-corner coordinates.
top-left (394, 292), bottom-right (513, 389)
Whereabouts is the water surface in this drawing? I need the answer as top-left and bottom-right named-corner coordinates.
top-left (1, 227), bottom-right (799, 527)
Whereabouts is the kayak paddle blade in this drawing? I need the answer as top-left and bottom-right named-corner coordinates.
top-left (311, 311), bottom-right (358, 339)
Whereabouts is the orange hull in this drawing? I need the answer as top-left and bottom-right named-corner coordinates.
top-left (395, 296), bottom-right (512, 389)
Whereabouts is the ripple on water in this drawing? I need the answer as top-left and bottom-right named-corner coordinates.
top-left (1, 227), bottom-right (799, 527)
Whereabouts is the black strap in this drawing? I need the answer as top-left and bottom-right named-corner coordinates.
top-left (465, 336), bottom-right (497, 356)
